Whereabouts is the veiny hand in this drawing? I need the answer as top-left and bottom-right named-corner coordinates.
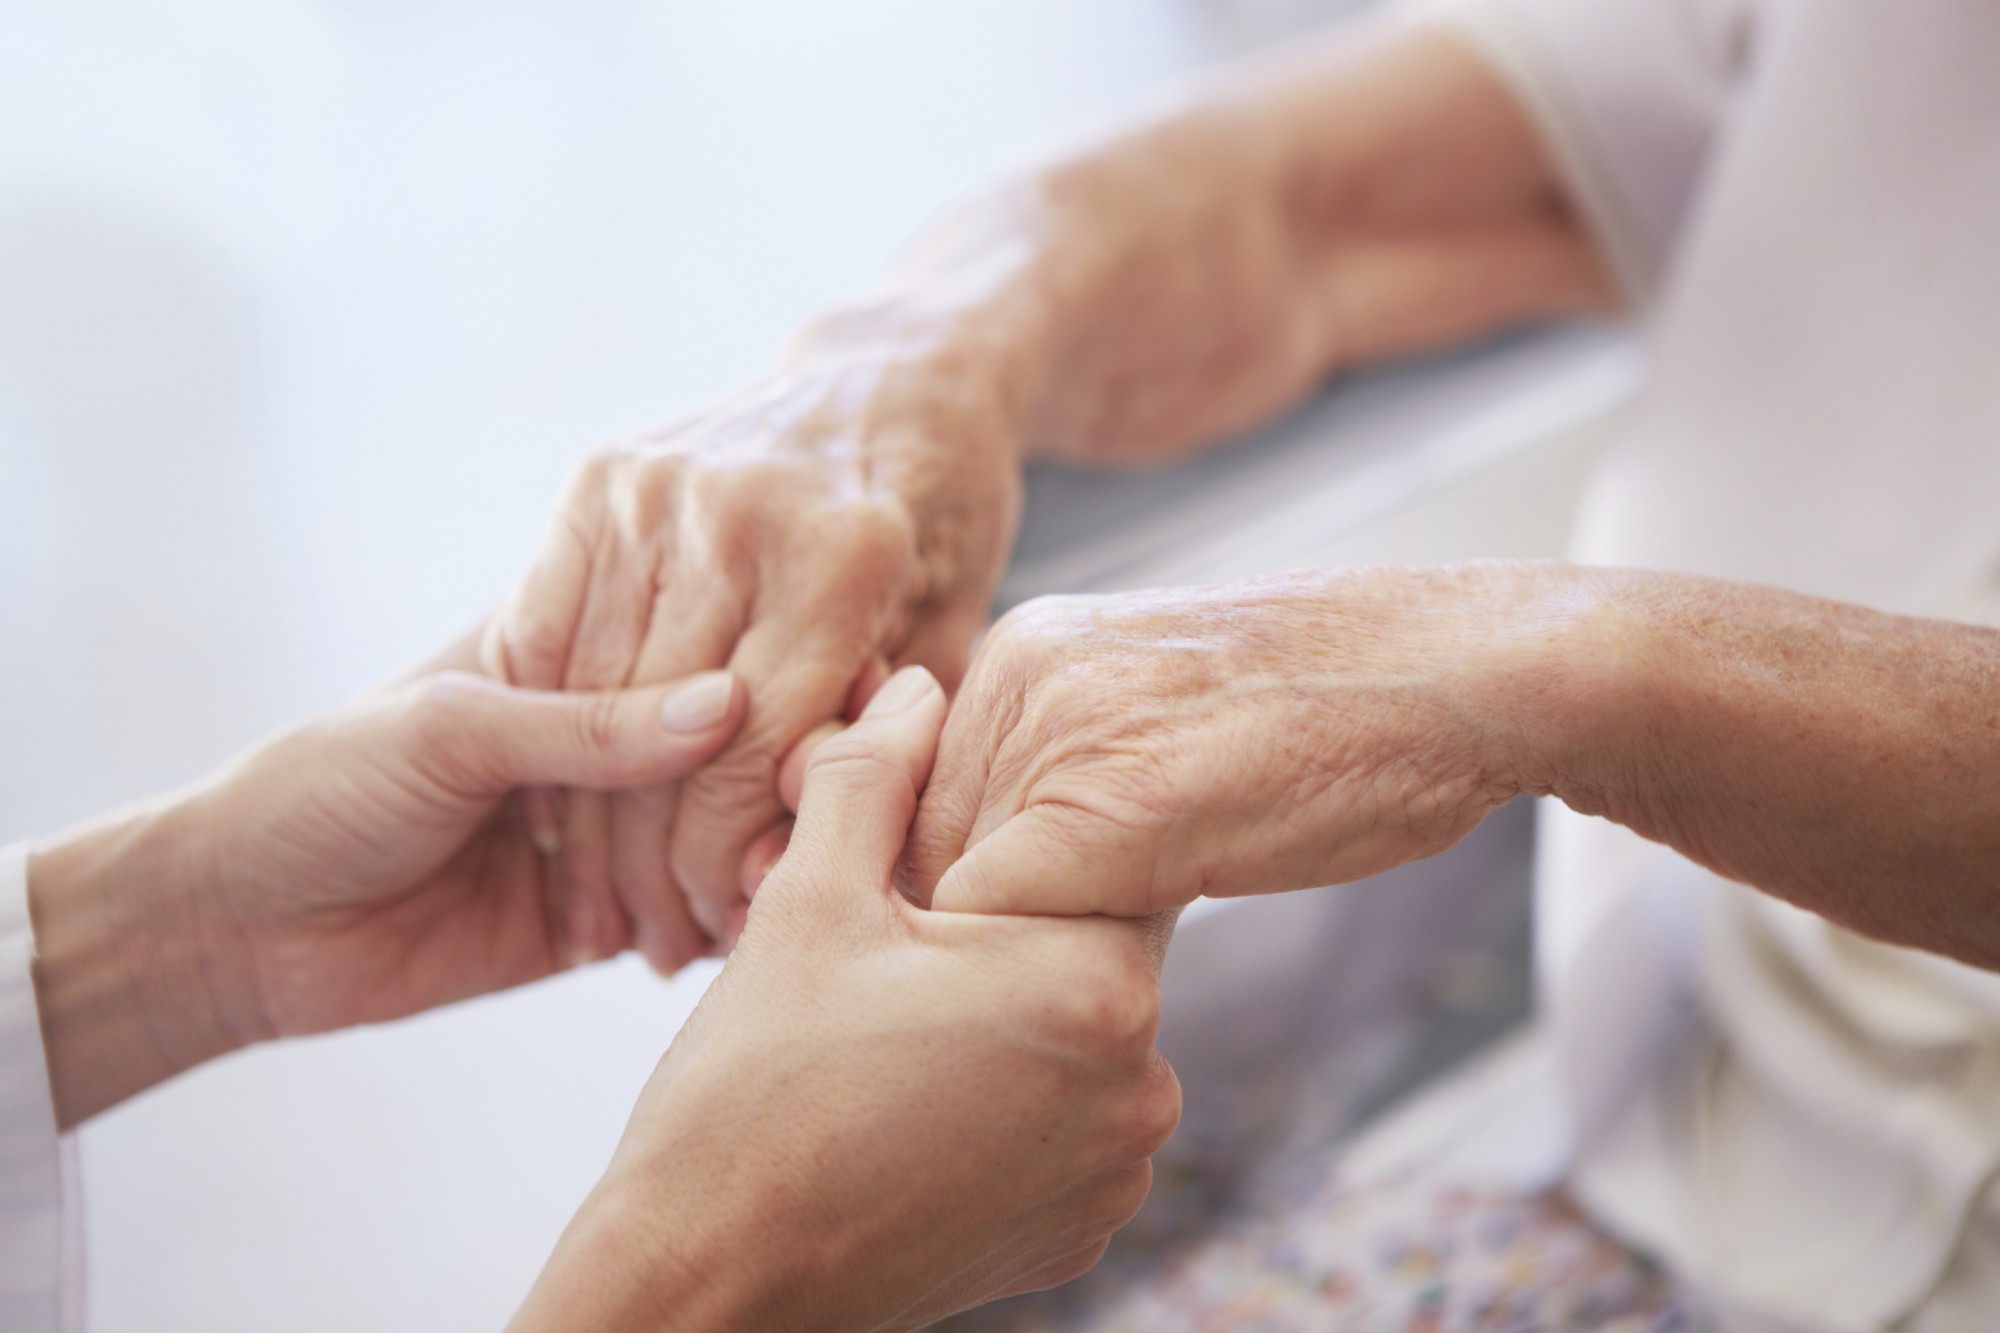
top-left (488, 345), bottom-right (1023, 969)
top-left (512, 668), bottom-right (1182, 1333)
top-left (900, 563), bottom-right (1568, 918)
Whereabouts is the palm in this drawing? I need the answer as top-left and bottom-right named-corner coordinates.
top-left (191, 659), bottom-right (741, 1041)
top-left (248, 816), bottom-right (558, 1036)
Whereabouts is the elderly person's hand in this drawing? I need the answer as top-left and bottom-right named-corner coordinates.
top-left (898, 564), bottom-right (1554, 917)
top-left (487, 342), bottom-right (1023, 969)
top-left (889, 561), bottom-right (2000, 980)
top-left (482, 20), bottom-right (1608, 971)
top-left (27, 633), bottom-right (744, 1127)
top-left (512, 667), bottom-right (1181, 1332)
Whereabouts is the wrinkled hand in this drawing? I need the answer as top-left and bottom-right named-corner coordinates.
top-left (177, 637), bottom-right (745, 1042)
top-left (900, 564), bottom-right (1557, 918)
top-left (489, 351), bottom-right (1022, 969)
top-left (513, 669), bottom-right (1181, 1333)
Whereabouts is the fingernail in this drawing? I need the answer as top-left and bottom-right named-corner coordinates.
top-left (862, 666), bottom-right (933, 719)
top-left (659, 671), bottom-right (734, 733)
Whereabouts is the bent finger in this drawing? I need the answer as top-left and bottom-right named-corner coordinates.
top-left (926, 801), bottom-right (1164, 919)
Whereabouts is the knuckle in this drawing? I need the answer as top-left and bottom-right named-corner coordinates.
top-left (1046, 953), bottom-right (1161, 1064)
top-left (401, 672), bottom-right (502, 782)
top-left (564, 447), bottom-right (619, 497)
top-left (627, 452), bottom-right (698, 532)
top-left (797, 496), bottom-right (921, 603)
top-left (1126, 1061), bottom-right (1184, 1161)
top-left (505, 602), bottom-right (572, 674)
top-left (805, 733), bottom-right (914, 800)
top-left (571, 691), bottom-right (627, 758)
top-left (408, 670), bottom-right (488, 739)
top-left (1094, 1160), bottom-right (1155, 1232)
top-left (987, 592), bottom-right (1093, 656)
top-left (684, 746), bottom-right (780, 814)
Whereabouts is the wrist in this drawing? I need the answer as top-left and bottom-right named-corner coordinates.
top-left (27, 800), bottom-right (261, 1127)
top-left (792, 182), bottom-right (1072, 469)
top-left (1461, 563), bottom-right (1656, 810)
top-left (513, 1167), bottom-right (804, 1333)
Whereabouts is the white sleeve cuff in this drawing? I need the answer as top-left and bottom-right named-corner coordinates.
top-left (1416, 0), bottom-right (1755, 308)
top-left (0, 845), bottom-right (84, 1333)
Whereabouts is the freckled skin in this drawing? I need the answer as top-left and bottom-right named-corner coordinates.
top-left (908, 562), bottom-right (2000, 974)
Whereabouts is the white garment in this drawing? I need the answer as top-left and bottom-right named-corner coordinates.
top-left (1440, 0), bottom-right (2000, 1329)
top-left (0, 846), bottom-right (83, 1332)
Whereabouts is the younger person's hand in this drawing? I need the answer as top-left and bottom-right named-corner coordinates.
top-left (28, 633), bottom-right (744, 1126)
top-left (514, 669), bottom-right (1181, 1332)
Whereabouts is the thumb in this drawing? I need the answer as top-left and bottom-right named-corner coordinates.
top-left (780, 666), bottom-right (947, 891)
top-left (407, 669), bottom-right (743, 793)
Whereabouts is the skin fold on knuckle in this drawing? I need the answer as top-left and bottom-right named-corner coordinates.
top-left (804, 734), bottom-right (918, 812)
top-left (683, 742), bottom-right (785, 822)
top-left (568, 691), bottom-right (632, 771)
top-left (622, 448), bottom-right (698, 539)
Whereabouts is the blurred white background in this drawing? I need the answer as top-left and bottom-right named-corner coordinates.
top-left (1, 1), bottom-right (1618, 1329)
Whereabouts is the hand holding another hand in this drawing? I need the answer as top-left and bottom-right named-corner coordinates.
top-left (28, 633), bottom-right (745, 1126)
top-left (900, 563), bottom-right (1576, 919)
top-left (515, 669), bottom-right (1181, 1332)
top-left (488, 343), bottom-right (1024, 969)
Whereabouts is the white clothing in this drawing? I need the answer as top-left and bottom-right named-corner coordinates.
top-left (1442, 0), bottom-right (2000, 1328)
top-left (0, 846), bottom-right (82, 1332)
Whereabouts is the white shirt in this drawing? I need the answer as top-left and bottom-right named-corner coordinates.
top-left (1441, 0), bottom-right (2000, 1328)
top-left (0, 847), bottom-right (83, 1332)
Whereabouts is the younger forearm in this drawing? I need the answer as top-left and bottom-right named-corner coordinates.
top-left (1521, 568), bottom-right (2000, 967)
top-left (28, 804), bottom-right (257, 1128)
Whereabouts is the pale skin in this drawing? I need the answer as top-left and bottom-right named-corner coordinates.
top-left (892, 565), bottom-right (2000, 972)
top-left (28, 634), bottom-right (748, 1128)
top-left (19, 19), bottom-right (1615, 1326)
top-left (533, 9), bottom-right (2000, 972)
top-left (28, 8), bottom-right (2000, 1328)
top-left (29, 656), bottom-right (1180, 1330)
top-left (489, 15), bottom-right (1612, 963)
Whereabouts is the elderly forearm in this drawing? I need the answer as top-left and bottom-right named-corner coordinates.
top-left (794, 17), bottom-right (1609, 471)
top-left (1523, 569), bottom-right (2000, 967)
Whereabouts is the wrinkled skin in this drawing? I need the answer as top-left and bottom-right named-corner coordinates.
top-left (486, 352), bottom-right (1022, 968)
top-left (486, 21), bottom-right (1605, 970)
top-left (513, 670), bottom-right (1182, 1333)
top-left (898, 565), bottom-right (1556, 918)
